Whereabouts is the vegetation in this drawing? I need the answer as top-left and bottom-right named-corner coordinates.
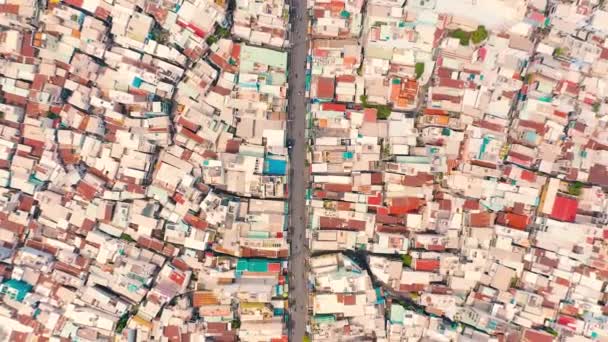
top-left (509, 276), bottom-right (519, 288)
top-left (150, 26), bottom-right (171, 44)
top-left (471, 25), bottom-right (488, 44)
top-left (543, 327), bottom-right (559, 337)
top-left (215, 26), bottom-right (231, 39)
top-left (46, 111), bottom-right (60, 120)
top-left (450, 29), bottom-right (470, 46)
top-left (415, 62), bottom-right (425, 79)
top-left (120, 233), bottom-right (136, 243)
top-left (206, 35), bottom-right (218, 46)
top-left (592, 101), bottom-right (601, 113)
top-left (382, 143), bottom-right (391, 157)
top-left (115, 313), bottom-right (129, 333)
top-left (360, 95), bottom-right (392, 119)
top-left (303, 336), bottom-right (312, 342)
top-left (401, 254), bottom-right (412, 267)
top-left (450, 26), bottom-right (488, 46)
top-left (567, 181), bottom-right (584, 196)
top-left (206, 25), bottom-right (231, 46)
top-left (554, 47), bottom-right (564, 57)
top-left (231, 319), bottom-right (241, 329)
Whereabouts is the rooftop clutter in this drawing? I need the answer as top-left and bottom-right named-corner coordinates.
top-left (305, 0), bottom-right (608, 340)
top-left (0, 0), bottom-right (293, 340)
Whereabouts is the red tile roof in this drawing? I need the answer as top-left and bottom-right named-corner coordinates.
top-left (550, 195), bottom-right (578, 222)
top-left (322, 103), bottom-right (346, 112)
top-left (413, 259), bottom-right (440, 272)
top-left (496, 212), bottom-right (530, 230)
top-left (469, 212), bottom-right (494, 227)
top-left (388, 197), bottom-right (424, 215)
top-left (316, 77), bottom-right (335, 99)
top-left (437, 78), bottom-right (465, 89)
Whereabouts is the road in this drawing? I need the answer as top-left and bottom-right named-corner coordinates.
top-left (287, 0), bottom-right (309, 340)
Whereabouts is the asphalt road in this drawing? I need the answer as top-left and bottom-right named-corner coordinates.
top-left (287, 0), bottom-right (309, 340)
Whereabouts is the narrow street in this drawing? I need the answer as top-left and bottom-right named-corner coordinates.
top-left (287, 0), bottom-right (309, 340)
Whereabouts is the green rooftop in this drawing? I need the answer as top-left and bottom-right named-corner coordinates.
top-left (314, 314), bottom-right (336, 323)
top-left (236, 259), bottom-right (270, 274)
top-left (390, 304), bottom-right (406, 324)
top-left (240, 45), bottom-right (287, 72)
top-left (0, 279), bottom-right (32, 302)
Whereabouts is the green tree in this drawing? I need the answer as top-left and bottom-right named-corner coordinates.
top-left (415, 62), bottom-right (425, 79)
top-left (471, 25), bottom-right (488, 44)
top-left (215, 26), bottom-right (230, 38)
top-left (450, 29), bottom-right (470, 46)
top-left (544, 327), bottom-right (559, 337)
top-left (120, 233), bottom-right (136, 243)
top-left (359, 95), bottom-right (392, 119)
top-left (46, 111), bottom-right (60, 120)
top-left (401, 254), bottom-right (412, 267)
top-left (206, 35), bottom-right (218, 46)
top-left (150, 26), bottom-right (171, 44)
top-left (115, 313), bottom-right (129, 333)
top-left (567, 181), bottom-right (584, 196)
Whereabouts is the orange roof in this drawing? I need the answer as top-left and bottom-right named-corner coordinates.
top-left (343, 56), bottom-right (356, 67)
top-left (329, 1), bottom-right (344, 12)
top-left (316, 77), bottom-right (335, 99)
top-left (389, 83), bottom-right (400, 102)
top-left (433, 115), bottom-right (450, 125)
top-left (423, 108), bottom-right (449, 116)
top-left (0, 4), bottom-right (19, 14)
top-left (192, 291), bottom-right (220, 307)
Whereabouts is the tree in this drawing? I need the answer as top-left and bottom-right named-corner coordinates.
top-left (450, 29), bottom-right (470, 46)
top-left (356, 63), bottom-right (363, 76)
top-left (415, 62), bottom-right (425, 79)
top-left (206, 35), bottom-right (219, 46)
top-left (592, 102), bottom-right (601, 113)
top-left (46, 111), bottom-right (60, 120)
top-left (215, 26), bottom-right (230, 38)
top-left (120, 233), bottom-right (136, 243)
top-left (567, 181), bottom-right (584, 196)
top-left (115, 313), bottom-right (129, 333)
top-left (359, 95), bottom-right (392, 119)
top-left (543, 327), bottom-right (559, 337)
top-left (382, 143), bottom-right (391, 157)
top-left (401, 254), bottom-right (412, 267)
top-left (554, 47), bottom-right (564, 57)
top-left (471, 25), bottom-right (488, 44)
top-left (150, 26), bottom-right (171, 44)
